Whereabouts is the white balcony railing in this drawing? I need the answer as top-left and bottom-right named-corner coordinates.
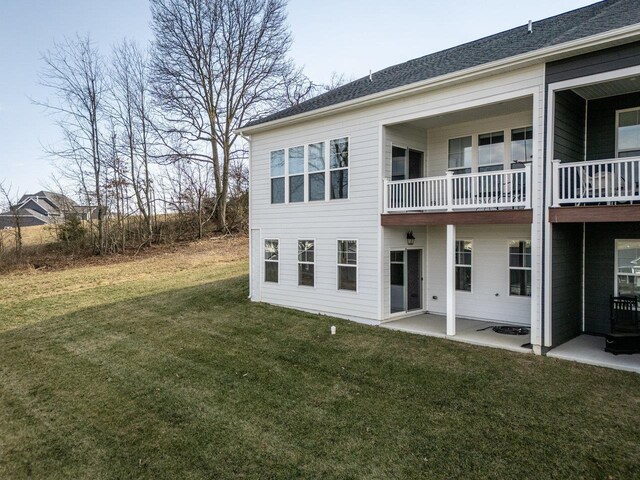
top-left (552, 157), bottom-right (640, 207)
top-left (384, 164), bottom-right (531, 213)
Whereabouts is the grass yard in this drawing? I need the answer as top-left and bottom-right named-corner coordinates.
top-left (1, 236), bottom-right (639, 479)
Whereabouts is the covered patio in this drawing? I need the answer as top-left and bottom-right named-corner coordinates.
top-left (548, 335), bottom-right (640, 373)
top-left (381, 314), bottom-right (532, 354)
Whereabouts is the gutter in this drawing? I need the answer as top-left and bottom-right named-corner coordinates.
top-left (237, 23), bottom-right (640, 135)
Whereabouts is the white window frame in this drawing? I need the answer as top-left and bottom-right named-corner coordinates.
top-left (615, 107), bottom-right (640, 158)
top-left (508, 239), bottom-right (532, 297)
top-left (614, 239), bottom-right (640, 297)
top-left (478, 130), bottom-right (506, 172)
top-left (297, 239), bottom-right (315, 287)
top-left (455, 239), bottom-right (473, 293)
top-left (447, 135), bottom-right (473, 173)
top-left (307, 141), bottom-right (327, 202)
top-left (446, 124), bottom-right (533, 174)
top-left (264, 238), bottom-right (279, 283)
top-left (329, 137), bottom-right (350, 200)
top-left (269, 150), bottom-right (285, 204)
top-left (287, 145), bottom-right (305, 203)
top-left (510, 126), bottom-right (534, 166)
top-left (337, 239), bottom-right (358, 292)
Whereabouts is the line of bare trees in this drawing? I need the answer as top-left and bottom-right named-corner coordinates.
top-left (5, 0), bottom-right (342, 257)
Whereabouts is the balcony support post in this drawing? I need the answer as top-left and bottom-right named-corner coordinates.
top-left (383, 178), bottom-right (389, 213)
top-left (446, 223), bottom-right (456, 336)
top-left (525, 163), bottom-right (532, 209)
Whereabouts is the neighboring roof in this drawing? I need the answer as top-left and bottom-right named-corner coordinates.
top-left (243, 0), bottom-right (640, 130)
top-left (17, 191), bottom-right (79, 210)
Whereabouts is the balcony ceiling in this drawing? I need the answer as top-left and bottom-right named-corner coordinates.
top-left (572, 76), bottom-right (640, 100)
top-left (391, 96), bottom-right (532, 130)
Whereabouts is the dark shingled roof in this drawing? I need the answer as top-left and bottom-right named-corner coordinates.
top-left (244, 0), bottom-right (640, 129)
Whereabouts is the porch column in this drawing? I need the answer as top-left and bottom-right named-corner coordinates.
top-left (446, 224), bottom-right (456, 336)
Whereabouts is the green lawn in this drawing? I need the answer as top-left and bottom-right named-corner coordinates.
top-left (1, 238), bottom-right (639, 479)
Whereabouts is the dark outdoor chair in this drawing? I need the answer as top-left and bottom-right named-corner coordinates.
top-left (610, 295), bottom-right (639, 333)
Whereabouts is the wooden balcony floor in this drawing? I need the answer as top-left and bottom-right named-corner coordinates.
top-left (381, 209), bottom-right (533, 226)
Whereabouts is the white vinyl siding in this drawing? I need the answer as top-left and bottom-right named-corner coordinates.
top-left (249, 64), bottom-right (544, 324)
top-left (426, 225), bottom-right (532, 325)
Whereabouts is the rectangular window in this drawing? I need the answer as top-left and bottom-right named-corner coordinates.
top-left (511, 127), bottom-right (533, 166)
top-left (264, 239), bottom-right (279, 283)
top-left (288, 146), bottom-right (304, 203)
top-left (616, 240), bottom-right (640, 296)
top-left (337, 240), bottom-right (357, 291)
top-left (478, 131), bottom-right (504, 172)
top-left (509, 240), bottom-right (531, 296)
top-left (308, 142), bottom-right (325, 201)
top-left (330, 138), bottom-right (349, 199)
top-left (455, 240), bottom-right (472, 292)
top-left (448, 136), bottom-right (472, 173)
top-left (298, 240), bottom-right (315, 287)
top-left (617, 108), bottom-right (640, 158)
top-left (270, 150), bottom-right (285, 204)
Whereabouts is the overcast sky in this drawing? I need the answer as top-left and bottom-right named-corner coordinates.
top-left (0, 0), bottom-right (593, 193)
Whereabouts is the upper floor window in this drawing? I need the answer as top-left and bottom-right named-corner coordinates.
top-left (509, 240), bottom-right (531, 296)
top-left (617, 108), bottom-right (640, 158)
top-left (478, 131), bottom-right (504, 172)
top-left (270, 150), bottom-right (285, 204)
top-left (308, 142), bottom-right (325, 201)
top-left (330, 138), bottom-right (349, 199)
top-left (448, 136), bottom-right (472, 174)
top-left (511, 127), bottom-right (533, 166)
top-left (288, 146), bottom-right (304, 203)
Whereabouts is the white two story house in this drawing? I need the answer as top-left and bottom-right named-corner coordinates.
top-left (239, 0), bottom-right (640, 371)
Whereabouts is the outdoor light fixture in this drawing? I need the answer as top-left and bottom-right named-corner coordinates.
top-left (406, 231), bottom-right (415, 246)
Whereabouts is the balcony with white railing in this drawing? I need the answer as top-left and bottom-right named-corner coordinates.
top-left (384, 164), bottom-right (532, 213)
top-left (551, 157), bottom-right (640, 207)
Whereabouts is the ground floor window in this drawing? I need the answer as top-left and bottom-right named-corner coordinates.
top-left (455, 240), bottom-right (472, 291)
top-left (298, 240), bottom-right (315, 287)
top-left (337, 240), bottom-right (357, 291)
top-left (615, 239), bottom-right (640, 296)
top-left (264, 239), bottom-right (279, 283)
top-left (509, 240), bottom-right (531, 296)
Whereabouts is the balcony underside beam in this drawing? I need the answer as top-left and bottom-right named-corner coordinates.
top-left (549, 205), bottom-right (640, 223)
top-left (381, 209), bottom-right (533, 226)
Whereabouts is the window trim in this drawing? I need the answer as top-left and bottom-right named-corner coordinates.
top-left (337, 239), bottom-right (358, 292)
top-left (614, 238), bottom-right (640, 297)
top-left (615, 107), bottom-right (640, 158)
top-left (455, 239), bottom-right (473, 293)
top-left (269, 149), bottom-right (285, 204)
top-left (263, 238), bottom-right (280, 284)
top-left (445, 123), bottom-right (533, 174)
top-left (478, 130), bottom-right (506, 170)
top-left (297, 238), bottom-right (316, 288)
top-left (508, 239), bottom-right (532, 297)
top-left (447, 135), bottom-right (474, 173)
top-left (271, 136), bottom-right (351, 205)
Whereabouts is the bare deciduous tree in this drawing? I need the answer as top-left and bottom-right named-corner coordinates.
top-left (150, 0), bottom-right (294, 231)
top-left (111, 40), bottom-right (155, 243)
top-left (37, 35), bottom-right (108, 253)
top-left (0, 181), bottom-right (23, 259)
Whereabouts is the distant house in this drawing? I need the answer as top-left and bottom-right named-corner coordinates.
top-left (0, 191), bottom-right (101, 228)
